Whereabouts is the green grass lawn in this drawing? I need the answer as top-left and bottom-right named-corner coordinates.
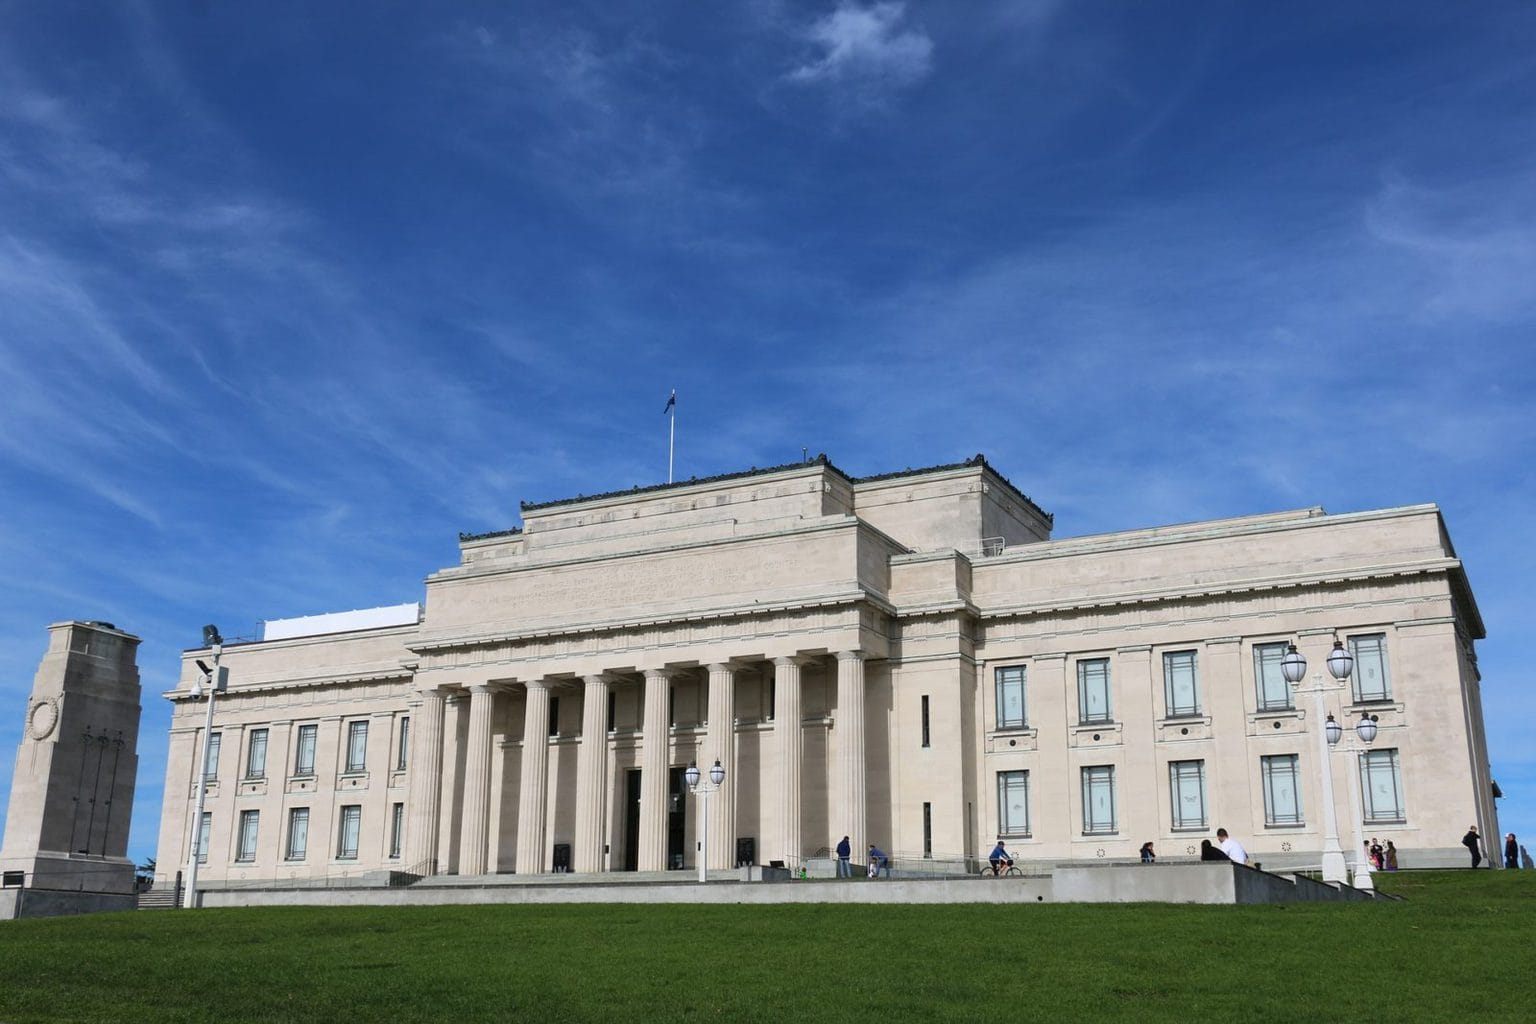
top-left (0, 870), bottom-right (1529, 1023)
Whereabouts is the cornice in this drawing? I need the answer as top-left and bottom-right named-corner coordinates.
top-left (161, 668), bottom-right (414, 703)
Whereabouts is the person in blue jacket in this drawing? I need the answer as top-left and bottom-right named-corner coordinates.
top-left (835, 835), bottom-right (852, 878)
top-left (867, 844), bottom-right (890, 878)
top-left (988, 840), bottom-right (1013, 875)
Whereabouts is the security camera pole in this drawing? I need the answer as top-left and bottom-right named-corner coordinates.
top-left (183, 625), bottom-right (224, 908)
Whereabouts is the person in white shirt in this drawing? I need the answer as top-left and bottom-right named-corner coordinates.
top-left (1216, 828), bottom-right (1249, 865)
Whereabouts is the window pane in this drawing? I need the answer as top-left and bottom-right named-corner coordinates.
top-left (997, 770), bottom-right (1030, 836)
top-left (995, 667), bottom-right (1026, 730)
top-left (1077, 659), bottom-right (1111, 723)
top-left (246, 729), bottom-right (268, 779)
top-left (237, 810), bottom-right (260, 861)
top-left (287, 808), bottom-right (309, 860)
top-left (1254, 643), bottom-right (1293, 711)
top-left (204, 733), bottom-right (221, 781)
top-left (390, 803), bottom-right (405, 859)
top-left (196, 812), bottom-right (211, 864)
top-left (1163, 651), bottom-right (1200, 717)
top-left (396, 717), bottom-right (410, 771)
top-left (347, 721), bottom-right (369, 773)
top-left (338, 806), bottom-right (361, 859)
top-left (1360, 749), bottom-right (1405, 822)
top-left (1349, 634), bottom-right (1392, 702)
top-left (295, 724), bottom-right (317, 776)
top-left (1262, 754), bottom-right (1303, 825)
top-left (1081, 765), bottom-right (1117, 835)
top-left (1169, 760), bottom-right (1207, 830)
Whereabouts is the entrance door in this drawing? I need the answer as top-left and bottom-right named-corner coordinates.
top-left (623, 769), bottom-right (641, 872)
top-left (668, 766), bottom-right (688, 870)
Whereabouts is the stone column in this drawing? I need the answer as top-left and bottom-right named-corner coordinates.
top-left (637, 669), bottom-right (672, 872)
top-left (575, 674), bottom-right (612, 873)
top-left (773, 657), bottom-right (806, 867)
top-left (403, 687), bottom-right (446, 874)
top-left (516, 679), bottom-right (553, 874)
top-left (834, 651), bottom-right (867, 862)
top-left (704, 663), bottom-right (737, 870)
top-left (457, 684), bottom-right (496, 876)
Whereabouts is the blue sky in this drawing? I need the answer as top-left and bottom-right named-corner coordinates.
top-left (1, 2), bottom-right (1532, 868)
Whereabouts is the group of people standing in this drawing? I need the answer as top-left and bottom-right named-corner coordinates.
top-left (833, 836), bottom-right (890, 878)
top-left (1461, 827), bottom-right (1525, 869)
top-left (1366, 838), bottom-right (1399, 871)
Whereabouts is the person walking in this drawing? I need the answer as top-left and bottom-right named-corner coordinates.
top-left (835, 835), bottom-right (852, 878)
top-left (1505, 832), bottom-right (1519, 870)
top-left (1462, 826), bottom-right (1483, 868)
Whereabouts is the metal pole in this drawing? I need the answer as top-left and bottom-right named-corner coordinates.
top-left (698, 786), bottom-right (708, 884)
top-left (668, 408), bottom-right (675, 484)
top-left (1310, 675), bottom-right (1348, 884)
top-left (183, 642), bottom-right (220, 909)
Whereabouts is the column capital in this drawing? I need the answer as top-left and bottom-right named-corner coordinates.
top-left (772, 654), bottom-right (816, 669)
top-left (522, 678), bottom-right (552, 693)
top-left (704, 661), bottom-right (746, 675)
top-left (581, 672), bottom-right (619, 686)
top-left (834, 650), bottom-right (865, 663)
top-left (467, 683), bottom-right (499, 697)
top-left (643, 667), bottom-right (683, 683)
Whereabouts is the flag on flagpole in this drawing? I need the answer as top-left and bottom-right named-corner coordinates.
top-left (664, 389), bottom-right (676, 414)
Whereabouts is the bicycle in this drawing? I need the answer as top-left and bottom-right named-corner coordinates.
top-left (979, 859), bottom-right (1022, 878)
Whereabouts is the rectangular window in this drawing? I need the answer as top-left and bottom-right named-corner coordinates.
top-left (1077, 659), bottom-right (1112, 724)
top-left (1349, 634), bottom-right (1392, 702)
top-left (196, 811), bottom-right (211, 864)
top-left (294, 724), bottom-right (317, 777)
top-left (549, 695), bottom-right (561, 737)
top-left (245, 728), bottom-right (268, 779)
top-left (920, 695), bottom-right (931, 748)
top-left (994, 666), bottom-right (1027, 730)
top-left (1360, 748), bottom-right (1406, 823)
top-left (1163, 650), bottom-right (1200, 717)
top-left (286, 808), bottom-right (310, 861)
top-left (1254, 642), bottom-right (1294, 711)
top-left (396, 717), bottom-right (409, 771)
top-left (203, 732), bottom-right (221, 781)
top-left (1261, 754), bottom-right (1304, 826)
top-left (390, 803), bottom-right (405, 859)
top-left (1081, 765), bottom-right (1117, 835)
top-left (337, 805), bottom-right (362, 860)
top-left (236, 810), bottom-right (260, 862)
top-left (997, 770), bottom-right (1030, 836)
top-left (607, 691), bottom-right (617, 732)
top-left (345, 720), bottom-right (369, 773)
top-left (922, 802), bottom-right (932, 858)
top-left (1168, 760), bottom-right (1208, 830)
top-left (766, 678), bottom-right (776, 721)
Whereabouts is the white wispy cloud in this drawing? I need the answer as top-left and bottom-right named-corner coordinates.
top-left (787, 2), bottom-right (933, 95)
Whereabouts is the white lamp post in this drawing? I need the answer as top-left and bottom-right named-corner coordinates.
top-left (183, 624), bottom-right (225, 909)
top-left (1331, 707), bottom-right (1380, 892)
top-left (684, 759), bottom-right (726, 884)
top-left (1281, 641), bottom-right (1349, 884)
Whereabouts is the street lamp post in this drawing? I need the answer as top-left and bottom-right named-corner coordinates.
top-left (1280, 638), bottom-right (1364, 889)
top-left (1331, 709), bottom-right (1380, 892)
top-left (183, 625), bottom-right (225, 909)
top-left (684, 759), bottom-right (726, 884)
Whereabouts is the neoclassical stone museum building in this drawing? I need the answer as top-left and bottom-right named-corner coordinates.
top-left (155, 456), bottom-right (1497, 887)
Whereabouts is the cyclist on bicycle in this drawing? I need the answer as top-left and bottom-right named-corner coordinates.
top-left (988, 840), bottom-right (1013, 876)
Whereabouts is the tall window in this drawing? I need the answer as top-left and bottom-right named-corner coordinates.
top-left (922, 802), bottom-right (933, 858)
top-left (1077, 659), bottom-right (1112, 724)
top-left (1081, 765), bottom-right (1117, 835)
top-left (549, 695), bottom-right (561, 737)
top-left (294, 724), bottom-right (317, 777)
top-left (1163, 650), bottom-right (1200, 717)
top-left (1360, 748), bottom-right (1406, 823)
top-left (196, 811), bottom-right (211, 864)
top-left (920, 695), bottom-right (931, 748)
top-left (607, 691), bottom-right (617, 732)
top-left (1169, 760), bottom-right (1207, 830)
top-left (345, 721), bottom-right (369, 773)
top-left (994, 666), bottom-right (1027, 730)
top-left (997, 770), bottom-right (1030, 836)
top-left (236, 810), bottom-right (260, 861)
top-left (395, 717), bottom-right (409, 771)
top-left (245, 728), bottom-right (268, 779)
top-left (1349, 634), bottom-right (1392, 702)
top-left (1261, 754), bottom-right (1304, 826)
top-left (337, 805), bottom-right (362, 860)
top-left (203, 732), bottom-right (221, 781)
top-left (286, 808), bottom-right (310, 861)
top-left (390, 803), bottom-right (405, 859)
top-left (1254, 642), bottom-right (1293, 711)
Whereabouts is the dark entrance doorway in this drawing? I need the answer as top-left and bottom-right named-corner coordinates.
top-left (667, 766), bottom-right (688, 870)
top-left (623, 769), bottom-right (641, 871)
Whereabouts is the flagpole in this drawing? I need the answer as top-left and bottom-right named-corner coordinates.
top-left (668, 403), bottom-right (675, 483)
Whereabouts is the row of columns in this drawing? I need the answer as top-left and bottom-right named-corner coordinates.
top-left (402, 652), bottom-right (868, 877)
